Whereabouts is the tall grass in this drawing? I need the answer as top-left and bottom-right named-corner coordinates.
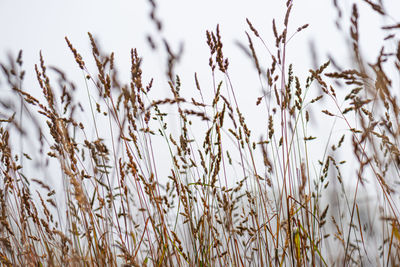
top-left (1, 0), bottom-right (400, 266)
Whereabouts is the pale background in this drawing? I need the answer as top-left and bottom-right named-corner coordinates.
top-left (1, 0), bottom-right (399, 196)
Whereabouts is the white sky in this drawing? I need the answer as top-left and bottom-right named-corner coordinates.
top-left (1, 1), bottom-right (397, 87)
top-left (1, 0), bottom-right (399, 190)
top-left (1, 0), bottom-right (398, 100)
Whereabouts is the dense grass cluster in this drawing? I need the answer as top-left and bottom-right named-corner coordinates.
top-left (1, 0), bottom-right (400, 266)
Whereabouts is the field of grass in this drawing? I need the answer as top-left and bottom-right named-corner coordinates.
top-left (1, 0), bottom-right (400, 266)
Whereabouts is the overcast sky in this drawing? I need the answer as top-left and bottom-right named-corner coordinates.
top-left (1, 0), bottom-right (398, 95)
top-left (1, 0), bottom-right (399, 190)
top-left (1, 0), bottom-right (398, 99)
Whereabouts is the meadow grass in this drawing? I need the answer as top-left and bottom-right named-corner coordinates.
top-left (1, 0), bottom-right (400, 266)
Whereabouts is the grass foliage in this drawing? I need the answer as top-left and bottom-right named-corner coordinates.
top-left (1, 0), bottom-right (400, 266)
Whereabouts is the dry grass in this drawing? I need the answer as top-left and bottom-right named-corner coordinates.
top-left (1, 0), bottom-right (400, 266)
